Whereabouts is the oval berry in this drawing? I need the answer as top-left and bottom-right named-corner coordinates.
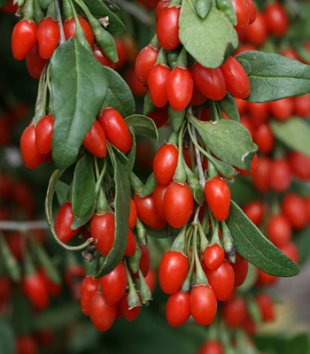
top-left (153, 144), bottom-right (178, 185)
top-left (166, 291), bottom-right (190, 327)
top-left (190, 285), bottom-right (217, 325)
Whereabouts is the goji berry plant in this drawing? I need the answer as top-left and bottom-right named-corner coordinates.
top-left (0, 0), bottom-right (310, 353)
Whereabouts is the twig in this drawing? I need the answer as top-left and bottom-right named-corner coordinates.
top-left (113, 0), bottom-right (154, 26)
top-left (55, 0), bottom-right (66, 43)
top-left (0, 221), bottom-right (49, 231)
top-left (191, 125), bottom-right (206, 187)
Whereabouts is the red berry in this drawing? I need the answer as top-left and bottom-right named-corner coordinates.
top-left (148, 64), bottom-right (170, 108)
top-left (100, 262), bottom-right (127, 304)
top-left (164, 182), bottom-right (194, 228)
top-left (90, 213), bottom-right (115, 255)
top-left (20, 125), bottom-right (45, 169)
top-left (282, 193), bottom-right (307, 230)
top-left (269, 159), bottom-right (291, 192)
top-left (204, 177), bottom-right (231, 221)
top-left (83, 120), bottom-right (107, 158)
top-left (153, 144), bottom-right (178, 185)
top-left (253, 123), bottom-right (274, 154)
top-left (35, 115), bottom-right (54, 155)
top-left (243, 200), bottom-right (264, 226)
top-left (264, 3), bottom-right (288, 37)
top-left (55, 202), bottom-right (79, 243)
top-left (12, 20), bottom-right (37, 60)
top-left (203, 244), bottom-right (225, 270)
top-left (118, 294), bottom-right (141, 322)
top-left (223, 297), bottom-right (247, 327)
top-left (80, 276), bottom-right (99, 315)
top-left (233, 253), bottom-right (249, 287)
top-left (159, 251), bottom-right (189, 294)
top-left (64, 16), bottom-right (94, 47)
top-left (37, 17), bottom-right (60, 59)
top-left (89, 292), bottom-right (116, 332)
top-left (190, 285), bottom-right (217, 325)
top-left (255, 293), bottom-right (275, 322)
top-left (166, 291), bottom-right (190, 327)
top-left (134, 194), bottom-right (166, 229)
top-left (197, 340), bottom-right (224, 354)
top-left (135, 45), bottom-right (158, 83)
top-left (23, 272), bottom-right (49, 310)
top-left (269, 98), bottom-right (294, 121)
top-left (156, 6), bottom-right (180, 50)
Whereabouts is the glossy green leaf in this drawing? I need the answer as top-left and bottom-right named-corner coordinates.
top-left (0, 318), bottom-right (14, 354)
top-left (0, 0), bottom-right (9, 9)
top-left (196, 0), bottom-right (212, 18)
top-left (218, 93), bottom-right (240, 121)
top-left (236, 51), bottom-right (310, 102)
top-left (126, 114), bottom-right (158, 139)
top-left (230, 177), bottom-right (260, 205)
top-left (72, 155), bottom-right (96, 226)
top-left (295, 227), bottom-right (310, 264)
top-left (55, 180), bottom-right (70, 205)
top-left (0, 236), bottom-right (21, 282)
top-left (50, 39), bottom-right (108, 169)
top-left (270, 118), bottom-right (310, 156)
top-left (139, 173), bottom-right (157, 198)
top-left (179, 2), bottom-right (238, 68)
top-left (95, 150), bottom-right (130, 277)
top-left (101, 66), bottom-right (135, 117)
top-left (83, 0), bottom-right (126, 34)
top-left (227, 201), bottom-right (299, 277)
top-left (189, 115), bottom-right (257, 170)
top-left (169, 107), bottom-right (186, 132)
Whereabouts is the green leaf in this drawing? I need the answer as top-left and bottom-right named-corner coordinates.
top-left (139, 173), bottom-right (157, 198)
top-left (189, 115), bottom-right (257, 170)
top-left (169, 107), bottom-right (186, 132)
top-left (101, 66), bottom-right (135, 117)
top-left (72, 155), bottom-right (96, 227)
top-left (270, 118), bottom-right (310, 156)
top-left (230, 176), bottom-right (260, 205)
top-left (34, 304), bottom-right (81, 330)
top-left (295, 227), bottom-right (310, 265)
top-left (179, 2), bottom-right (238, 68)
top-left (126, 114), bottom-right (158, 140)
top-left (95, 150), bottom-right (130, 277)
top-left (0, 317), bottom-right (14, 354)
top-left (227, 201), bottom-right (299, 277)
top-left (196, 0), bottom-right (212, 18)
top-left (0, 0), bottom-right (9, 9)
top-left (83, 0), bottom-right (126, 34)
top-left (50, 39), bottom-right (108, 169)
top-left (285, 334), bottom-right (310, 354)
top-left (218, 93), bottom-right (240, 121)
top-left (236, 51), bottom-right (310, 102)
top-left (0, 236), bottom-right (21, 282)
top-left (55, 180), bottom-right (70, 205)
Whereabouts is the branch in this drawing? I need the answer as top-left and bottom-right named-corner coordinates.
top-left (0, 221), bottom-right (49, 231)
top-left (113, 0), bottom-right (154, 26)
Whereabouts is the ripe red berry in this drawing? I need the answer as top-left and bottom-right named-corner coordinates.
top-left (203, 244), bottom-right (225, 270)
top-left (134, 194), bottom-right (166, 229)
top-left (148, 64), bottom-right (170, 107)
top-left (55, 202), bottom-right (79, 243)
top-left (282, 193), bottom-right (307, 230)
top-left (118, 294), bottom-right (141, 322)
top-left (100, 262), bottom-right (127, 304)
top-left (12, 20), bottom-right (37, 60)
top-left (89, 292), bottom-right (116, 332)
top-left (37, 18), bottom-right (60, 59)
top-left (233, 253), bottom-right (249, 287)
top-left (269, 98), bottom-right (294, 121)
top-left (35, 115), bottom-right (54, 155)
top-left (255, 293), bottom-right (275, 322)
top-left (164, 182), bottom-right (194, 228)
top-left (80, 276), bottom-right (99, 315)
top-left (269, 159), bottom-right (291, 192)
top-left (99, 108), bottom-right (132, 153)
top-left (232, 0), bottom-right (250, 30)
top-left (243, 12), bottom-right (268, 46)
top-left (159, 251), bottom-right (189, 294)
top-left (83, 120), bottom-right (107, 158)
top-left (264, 3), bottom-right (288, 37)
top-left (253, 123), bottom-right (274, 154)
top-left (63, 16), bottom-right (94, 47)
top-left (190, 285), bottom-right (217, 325)
top-left (223, 297), bottom-right (247, 327)
top-left (23, 272), bottom-right (49, 310)
top-left (153, 185), bottom-right (168, 220)
top-left (156, 6), bottom-right (180, 50)
top-left (204, 177), bottom-right (231, 221)
top-left (167, 67), bottom-right (194, 111)
top-left (166, 291), bottom-right (190, 327)
top-left (90, 213), bottom-right (115, 255)
top-left (221, 56), bottom-right (251, 99)
top-left (153, 144), bottom-right (178, 185)
top-left (192, 63), bottom-right (226, 101)
top-left (135, 45), bottom-right (158, 83)
top-left (242, 200), bottom-right (264, 226)
top-left (20, 125), bottom-right (45, 169)
top-left (197, 340), bottom-right (224, 354)
top-left (205, 261), bottom-right (235, 301)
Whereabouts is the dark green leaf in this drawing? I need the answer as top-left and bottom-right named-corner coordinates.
top-left (139, 173), bottom-right (157, 198)
top-left (218, 93), bottom-right (240, 121)
top-left (230, 176), bottom-right (260, 205)
top-left (0, 236), bottom-right (21, 282)
top-left (285, 334), bottom-right (310, 354)
top-left (55, 180), bottom-right (70, 205)
top-left (236, 51), bottom-right (310, 102)
top-left (196, 0), bottom-right (212, 19)
top-left (208, 156), bottom-right (237, 179)
top-left (95, 150), bottom-right (130, 277)
top-left (39, 0), bottom-right (52, 8)
top-left (169, 107), bottom-right (186, 132)
top-left (143, 93), bottom-right (156, 115)
top-left (31, 240), bottom-right (61, 284)
top-left (83, 0), bottom-right (126, 34)
top-left (72, 155), bottom-right (96, 226)
top-left (291, 179), bottom-right (310, 197)
top-left (50, 39), bottom-right (108, 169)
top-left (227, 201), bottom-right (299, 276)
top-left (0, 0), bottom-right (9, 9)
top-left (179, 2), bottom-right (238, 68)
top-left (34, 304), bottom-right (80, 330)
top-left (295, 227), bottom-right (310, 265)
top-left (0, 317), bottom-right (14, 354)
top-left (146, 227), bottom-right (179, 239)
top-left (126, 114), bottom-right (158, 139)
top-left (216, 0), bottom-right (237, 25)
top-left (101, 66), bottom-right (135, 117)
top-left (189, 115), bottom-right (257, 170)
top-left (270, 118), bottom-right (310, 156)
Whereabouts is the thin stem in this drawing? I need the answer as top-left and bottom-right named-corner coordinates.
top-left (55, 0), bottom-right (65, 43)
top-left (0, 221), bottom-right (49, 231)
top-left (190, 124), bottom-right (206, 186)
top-left (113, 0), bottom-right (153, 26)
